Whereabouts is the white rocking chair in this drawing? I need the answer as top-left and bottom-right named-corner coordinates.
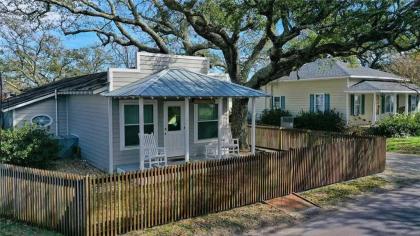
top-left (139, 133), bottom-right (167, 168)
top-left (205, 125), bottom-right (239, 159)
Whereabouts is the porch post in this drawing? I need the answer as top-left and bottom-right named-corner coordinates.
top-left (217, 98), bottom-right (223, 159)
top-left (393, 93), bottom-right (397, 114)
top-left (345, 93), bottom-right (350, 125)
top-left (184, 98), bottom-right (190, 162)
top-left (139, 97), bottom-right (145, 170)
top-left (405, 94), bottom-right (409, 115)
top-left (251, 97), bottom-right (256, 155)
top-left (372, 93), bottom-right (377, 124)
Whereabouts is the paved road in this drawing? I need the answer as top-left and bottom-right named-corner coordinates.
top-left (253, 153), bottom-right (420, 236)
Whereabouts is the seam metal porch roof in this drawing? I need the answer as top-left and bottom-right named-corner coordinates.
top-left (105, 68), bottom-right (269, 98)
top-left (345, 81), bottom-right (420, 93)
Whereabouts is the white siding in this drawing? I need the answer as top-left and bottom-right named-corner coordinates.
top-left (137, 52), bottom-right (209, 74)
top-left (110, 53), bottom-right (210, 91)
top-left (68, 95), bottom-right (109, 171)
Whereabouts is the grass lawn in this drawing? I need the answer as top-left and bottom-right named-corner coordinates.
top-left (300, 176), bottom-right (389, 207)
top-left (387, 137), bottom-right (420, 155)
top-left (125, 203), bottom-right (294, 236)
top-left (0, 218), bottom-right (61, 236)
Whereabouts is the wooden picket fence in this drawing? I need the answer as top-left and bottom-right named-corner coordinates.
top-left (249, 125), bottom-right (375, 150)
top-left (0, 136), bottom-right (386, 235)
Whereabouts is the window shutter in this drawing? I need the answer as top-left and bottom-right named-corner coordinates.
top-left (381, 95), bottom-right (385, 113)
top-left (324, 94), bottom-right (330, 111)
top-left (310, 94), bottom-right (314, 112)
top-left (350, 94), bottom-right (355, 116)
top-left (281, 96), bottom-right (286, 110)
top-left (361, 94), bottom-right (365, 115)
top-left (408, 95), bottom-right (412, 112)
top-left (396, 94), bottom-right (400, 112)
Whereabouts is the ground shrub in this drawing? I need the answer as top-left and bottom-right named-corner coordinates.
top-left (294, 110), bottom-right (346, 132)
top-left (369, 113), bottom-right (420, 137)
top-left (0, 124), bottom-right (59, 168)
top-left (258, 109), bottom-right (292, 126)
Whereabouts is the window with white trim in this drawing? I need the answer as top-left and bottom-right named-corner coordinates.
top-left (410, 95), bottom-right (417, 112)
top-left (353, 95), bottom-right (362, 115)
top-left (31, 114), bottom-right (52, 127)
top-left (195, 103), bottom-right (218, 142)
top-left (384, 95), bottom-right (395, 113)
top-left (272, 97), bottom-right (281, 109)
top-left (315, 94), bottom-right (325, 112)
top-left (120, 101), bottom-right (156, 149)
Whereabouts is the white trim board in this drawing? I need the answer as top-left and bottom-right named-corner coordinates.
top-left (119, 99), bottom-right (158, 151)
top-left (193, 100), bottom-right (220, 144)
top-left (2, 93), bottom-right (56, 112)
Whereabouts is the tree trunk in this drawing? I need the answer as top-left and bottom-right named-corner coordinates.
top-left (230, 98), bottom-right (250, 150)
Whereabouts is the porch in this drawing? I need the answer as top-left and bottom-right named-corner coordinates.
top-left (345, 81), bottom-right (420, 125)
top-left (105, 68), bottom-right (268, 172)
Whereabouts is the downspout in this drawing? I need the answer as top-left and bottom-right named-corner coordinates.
top-left (55, 89), bottom-right (58, 136)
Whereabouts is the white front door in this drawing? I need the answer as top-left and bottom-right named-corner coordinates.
top-left (164, 101), bottom-right (185, 157)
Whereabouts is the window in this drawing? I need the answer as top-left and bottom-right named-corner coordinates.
top-left (351, 94), bottom-right (365, 116)
top-left (120, 101), bottom-right (156, 149)
top-left (272, 96), bottom-right (285, 110)
top-left (195, 103), bottom-right (218, 142)
top-left (167, 106), bottom-right (181, 131)
top-left (409, 95), bottom-right (418, 112)
top-left (31, 114), bottom-right (52, 127)
top-left (383, 95), bottom-right (395, 113)
top-left (272, 97), bottom-right (281, 109)
top-left (315, 94), bottom-right (325, 112)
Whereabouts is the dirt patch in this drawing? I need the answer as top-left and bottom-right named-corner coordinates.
top-left (45, 158), bottom-right (105, 176)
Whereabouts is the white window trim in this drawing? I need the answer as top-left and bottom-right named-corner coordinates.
top-left (314, 93), bottom-right (325, 112)
top-left (194, 101), bottom-right (220, 144)
top-left (30, 114), bottom-right (53, 127)
top-left (384, 94), bottom-right (395, 113)
top-left (353, 94), bottom-right (362, 116)
top-left (119, 99), bottom-right (158, 151)
top-left (272, 96), bottom-right (281, 109)
top-left (410, 95), bottom-right (417, 112)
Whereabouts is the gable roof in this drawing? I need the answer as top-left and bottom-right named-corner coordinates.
top-left (1, 72), bottom-right (108, 111)
top-left (346, 81), bottom-right (420, 93)
top-left (105, 68), bottom-right (268, 98)
top-left (278, 58), bottom-right (403, 81)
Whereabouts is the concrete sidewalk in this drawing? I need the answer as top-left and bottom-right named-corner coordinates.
top-left (249, 153), bottom-right (420, 236)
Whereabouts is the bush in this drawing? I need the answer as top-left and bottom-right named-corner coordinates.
top-left (369, 113), bottom-right (420, 137)
top-left (0, 124), bottom-right (59, 167)
top-left (294, 110), bottom-right (346, 132)
top-left (258, 109), bottom-right (292, 126)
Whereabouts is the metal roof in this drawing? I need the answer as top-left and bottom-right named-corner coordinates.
top-left (1, 72), bottom-right (108, 111)
top-left (345, 81), bottom-right (420, 93)
top-left (277, 58), bottom-right (403, 81)
top-left (105, 68), bottom-right (268, 98)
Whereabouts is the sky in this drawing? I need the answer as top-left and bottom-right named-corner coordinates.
top-left (62, 32), bottom-right (99, 49)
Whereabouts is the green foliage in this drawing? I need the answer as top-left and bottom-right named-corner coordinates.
top-left (0, 124), bottom-right (58, 167)
top-left (369, 113), bottom-right (420, 137)
top-left (258, 109), bottom-right (291, 126)
top-left (294, 110), bottom-right (346, 132)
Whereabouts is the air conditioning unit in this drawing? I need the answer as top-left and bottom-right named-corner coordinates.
top-left (281, 116), bottom-right (294, 128)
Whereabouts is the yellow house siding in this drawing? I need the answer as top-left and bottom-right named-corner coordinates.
top-left (270, 79), bottom-right (349, 117)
